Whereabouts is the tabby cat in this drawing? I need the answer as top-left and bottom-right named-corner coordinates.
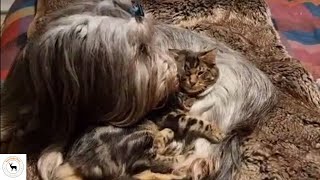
top-left (158, 48), bottom-right (222, 180)
top-left (50, 49), bottom-right (222, 180)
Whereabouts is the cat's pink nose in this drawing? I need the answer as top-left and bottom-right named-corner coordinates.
top-left (190, 75), bottom-right (197, 86)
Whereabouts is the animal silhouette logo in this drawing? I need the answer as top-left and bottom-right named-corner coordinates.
top-left (9, 162), bottom-right (17, 171)
top-left (2, 156), bottom-right (24, 178)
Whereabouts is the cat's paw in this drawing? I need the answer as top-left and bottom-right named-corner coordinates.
top-left (185, 99), bottom-right (196, 108)
top-left (154, 128), bottom-right (175, 154)
top-left (154, 154), bottom-right (186, 168)
top-left (134, 170), bottom-right (189, 180)
top-left (175, 154), bottom-right (187, 164)
top-left (203, 124), bottom-right (225, 143)
top-left (172, 166), bottom-right (192, 180)
top-left (162, 141), bottom-right (184, 156)
top-left (173, 158), bottom-right (214, 180)
top-left (188, 158), bottom-right (213, 180)
top-left (176, 93), bottom-right (191, 111)
top-left (160, 128), bottom-right (175, 141)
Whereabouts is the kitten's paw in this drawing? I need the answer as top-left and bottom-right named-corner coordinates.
top-left (134, 170), bottom-right (189, 180)
top-left (204, 124), bottom-right (225, 143)
top-left (175, 154), bottom-right (187, 164)
top-left (154, 128), bottom-right (175, 154)
top-left (162, 141), bottom-right (184, 156)
top-left (37, 144), bottom-right (64, 180)
top-left (155, 154), bottom-right (185, 165)
top-left (160, 128), bottom-right (175, 141)
top-left (172, 166), bottom-right (192, 180)
top-left (183, 98), bottom-right (196, 110)
top-left (176, 93), bottom-right (191, 111)
top-left (188, 158), bottom-right (213, 180)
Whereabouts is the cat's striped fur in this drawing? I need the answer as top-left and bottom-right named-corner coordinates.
top-left (47, 109), bottom-right (223, 180)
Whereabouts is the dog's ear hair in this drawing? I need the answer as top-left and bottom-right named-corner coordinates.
top-left (1, 0), bottom-right (178, 150)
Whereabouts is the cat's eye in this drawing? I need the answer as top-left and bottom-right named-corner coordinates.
top-left (199, 66), bottom-right (206, 71)
top-left (198, 71), bottom-right (205, 76)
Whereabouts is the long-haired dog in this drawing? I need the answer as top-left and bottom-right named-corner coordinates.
top-left (36, 2), bottom-right (277, 180)
top-left (1, 0), bottom-right (178, 153)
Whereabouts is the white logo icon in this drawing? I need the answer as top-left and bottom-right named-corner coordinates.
top-left (2, 156), bottom-right (24, 178)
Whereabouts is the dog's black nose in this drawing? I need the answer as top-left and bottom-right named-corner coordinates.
top-left (130, 0), bottom-right (144, 19)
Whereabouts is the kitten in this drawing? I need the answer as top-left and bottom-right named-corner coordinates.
top-left (57, 121), bottom-right (175, 180)
top-left (52, 114), bottom-right (222, 179)
top-left (163, 49), bottom-right (222, 180)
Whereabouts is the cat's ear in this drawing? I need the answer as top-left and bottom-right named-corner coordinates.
top-left (168, 49), bottom-right (182, 60)
top-left (199, 49), bottom-right (216, 65)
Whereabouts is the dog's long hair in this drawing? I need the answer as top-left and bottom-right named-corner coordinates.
top-left (1, 0), bottom-right (177, 152)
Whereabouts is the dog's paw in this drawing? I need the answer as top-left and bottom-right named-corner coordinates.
top-left (37, 144), bottom-right (64, 180)
top-left (53, 163), bottom-right (83, 180)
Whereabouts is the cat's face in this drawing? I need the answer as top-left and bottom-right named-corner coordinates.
top-left (169, 49), bottom-right (219, 95)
